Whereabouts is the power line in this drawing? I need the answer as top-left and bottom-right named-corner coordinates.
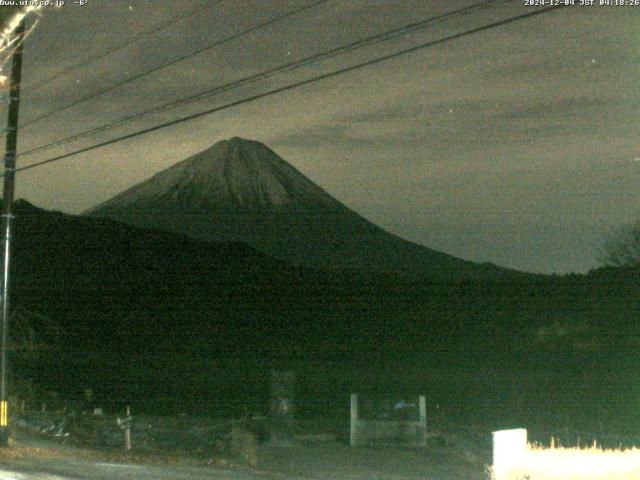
top-left (11, 5), bottom-right (566, 176)
top-left (17, 0), bottom-right (331, 130)
top-left (18, 0), bottom-right (508, 159)
top-left (21, 0), bottom-right (224, 90)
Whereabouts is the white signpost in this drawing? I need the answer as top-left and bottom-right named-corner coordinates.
top-left (117, 405), bottom-right (133, 451)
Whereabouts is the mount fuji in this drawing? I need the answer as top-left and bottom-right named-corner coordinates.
top-left (85, 137), bottom-right (514, 279)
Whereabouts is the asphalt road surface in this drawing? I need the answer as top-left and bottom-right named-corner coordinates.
top-left (0, 462), bottom-right (301, 480)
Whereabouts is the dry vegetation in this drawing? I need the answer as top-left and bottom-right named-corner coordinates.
top-left (0, 437), bottom-right (97, 462)
top-left (6, 429), bottom-right (250, 469)
top-left (491, 441), bottom-right (640, 480)
top-left (229, 420), bottom-right (258, 467)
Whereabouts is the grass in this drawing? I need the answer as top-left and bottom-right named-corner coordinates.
top-left (491, 440), bottom-right (640, 480)
top-left (0, 437), bottom-right (100, 463)
top-left (4, 430), bottom-right (246, 469)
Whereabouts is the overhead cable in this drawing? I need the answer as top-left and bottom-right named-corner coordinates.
top-left (12, 5), bottom-right (565, 176)
top-left (17, 0), bottom-right (331, 130)
top-left (19, 0), bottom-right (508, 158)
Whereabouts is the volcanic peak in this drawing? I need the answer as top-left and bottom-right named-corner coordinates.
top-left (87, 137), bottom-right (342, 214)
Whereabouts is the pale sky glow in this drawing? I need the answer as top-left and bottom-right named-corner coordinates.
top-left (5, 0), bottom-right (639, 274)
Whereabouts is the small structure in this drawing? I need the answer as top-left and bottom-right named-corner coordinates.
top-left (350, 393), bottom-right (427, 446)
top-left (492, 428), bottom-right (528, 480)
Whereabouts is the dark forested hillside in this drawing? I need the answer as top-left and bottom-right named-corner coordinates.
top-left (4, 200), bottom-right (638, 422)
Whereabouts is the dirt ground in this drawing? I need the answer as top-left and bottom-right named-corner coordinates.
top-left (255, 441), bottom-right (489, 479)
top-left (4, 426), bottom-right (491, 479)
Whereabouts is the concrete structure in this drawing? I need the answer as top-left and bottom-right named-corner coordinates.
top-left (492, 428), bottom-right (528, 480)
top-left (350, 393), bottom-right (427, 446)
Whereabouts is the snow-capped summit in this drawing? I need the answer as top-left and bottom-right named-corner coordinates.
top-left (86, 137), bottom-right (510, 279)
top-left (87, 137), bottom-right (341, 213)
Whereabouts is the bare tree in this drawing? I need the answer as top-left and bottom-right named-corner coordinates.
top-left (599, 219), bottom-right (640, 268)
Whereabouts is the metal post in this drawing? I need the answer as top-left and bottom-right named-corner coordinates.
top-left (418, 395), bottom-right (427, 445)
top-left (117, 405), bottom-right (133, 451)
top-left (269, 371), bottom-right (295, 446)
top-left (0, 19), bottom-right (25, 448)
top-left (350, 393), bottom-right (358, 446)
top-left (124, 405), bottom-right (131, 451)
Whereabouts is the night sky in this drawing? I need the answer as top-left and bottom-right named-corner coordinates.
top-left (2, 0), bottom-right (639, 274)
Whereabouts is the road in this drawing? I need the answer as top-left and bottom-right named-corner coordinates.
top-left (0, 462), bottom-right (293, 480)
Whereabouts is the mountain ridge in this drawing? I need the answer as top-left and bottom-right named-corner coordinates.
top-left (86, 137), bottom-right (531, 280)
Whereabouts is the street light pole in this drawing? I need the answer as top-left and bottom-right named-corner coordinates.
top-left (0, 18), bottom-right (25, 448)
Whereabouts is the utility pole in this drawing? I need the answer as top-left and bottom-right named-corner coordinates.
top-left (0, 18), bottom-right (26, 448)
